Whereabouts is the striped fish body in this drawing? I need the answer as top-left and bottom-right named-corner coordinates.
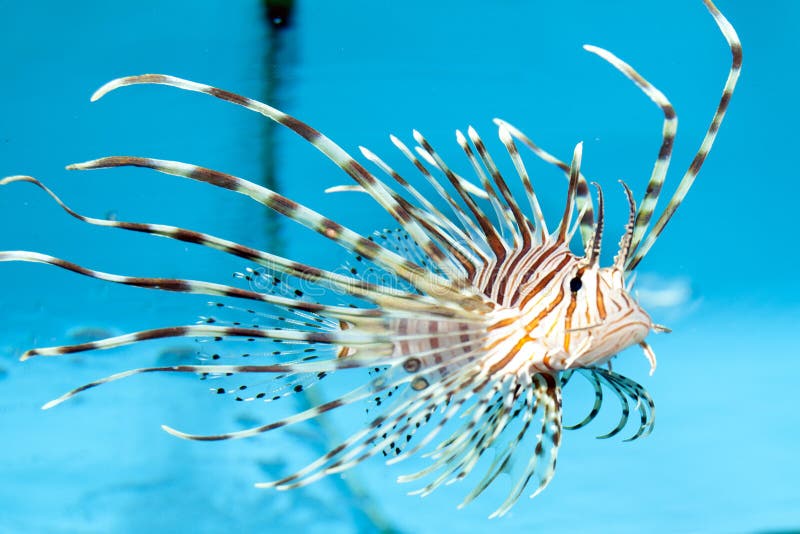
top-left (378, 242), bottom-right (652, 377)
top-left (388, 317), bottom-right (484, 390)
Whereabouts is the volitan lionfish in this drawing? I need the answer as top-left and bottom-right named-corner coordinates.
top-left (1, 0), bottom-right (740, 517)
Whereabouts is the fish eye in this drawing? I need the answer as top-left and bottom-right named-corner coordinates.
top-left (569, 276), bottom-right (583, 292)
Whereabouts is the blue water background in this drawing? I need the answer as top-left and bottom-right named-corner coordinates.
top-left (0, 1), bottom-right (797, 532)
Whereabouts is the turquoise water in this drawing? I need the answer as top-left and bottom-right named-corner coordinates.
top-left (1, 1), bottom-right (797, 532)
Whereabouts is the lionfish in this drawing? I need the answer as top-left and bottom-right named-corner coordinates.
top-left (1, 0), bottom-right (740, 518)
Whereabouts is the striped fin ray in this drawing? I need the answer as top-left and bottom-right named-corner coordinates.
top-left (272, 344), bottom-right (492, 483)
top-left (455, 129), bottom-right (520, 246)
top-left (613, 181), bottom-right (637, 271)
top-left (361, 229), bottom-right (448, 283)
top-left (582, 44), bottom-right (677, 259)
top-left (388, 134), bottom-right (496, 258)
top-left (411, 141), bottom-right (501, 215)
top-left (466, 126), bottom-right (534, 250)
top-left (341, 192), bottom-right (476, 282)
top-left (0, 247), bottom-right (461, 325)
top-left (37, 323), bottom-right (490, 410)
top-left (406, 401), bottom-right (513, 498)
top-left (341, 335), bottom-right (488, 462)
top-left (412, 146), bottom-right (492, 203)
top-left (197, 299), bottom-right (337, 333)
top-left (458, 373), bottom-right (536, 508)
top-left (67, 156), bottom-right (486, 312)
top-left (594, 368), bottom-right (656, 441)
top-left (261, 359), bottom-right (488, 491)
top-left (556, 142), bottom-right (584, 243)
top-left (163, 331), bottom-right (492, 443)
top-left (164, 375), bottom-right (424, 443)
top-left (561, 368), bottom-right (654, 441)
top-left (88, 75), bottom-right (470, 288)
top-left (414, 130), bottom-right (536, 302)
top-left (356, 146), bottom-right (486, 270)
top-left (259, 396), bottom-right (435, 489)
top-left (364, 190), bottom-right (481, 282)
top-left (195, 291), bottom-right (341, 399)
top-left (354, 353), bottom-right (487, 470)
top-left (0, 175), bottom-right (456, 314)
top-left (398, 375), bottom-right (510, 486)
top-left (23, 316), bottom-right (489, 361)
top-left (453, 131), bottom-right (545, 299)
top-left (426, 132), bottom-right (521, 250)
top-left (497, 124), bottom-right (549, 243)
top-left (562, 369), bottom-right (603, 430)
top-left (373, 370), bottom-right (563, 519)
top-left (294, 366), bottom-right (512, 508)
top-left (371, 192), bottom-right (476, 281)
top-left (488, 373), bottom-right (561, 518)
top-left (21, 324), bottom-right (395, 360)
top-left (264, 368), bottom-right (449, 480)
top-left (592, 372), bottom-right (630, 440)
top-left (493, 119), bottom-right (595, 249)
top-left (207, 368), bottom-right (331, 405)
top-left (587, 182), bottom-right (605, 266)
top-left (387, 374), bottom-right (493, 470)
top-left (626, 0), bottom-right (742, 272)
top-left (411, 131), bottom-right (512, 262)
top-left (45, 361), bottom-right (336, 412)
top-left (565, 195), bottom-right (591, 246)
top-left (194, 336), bottom-right (337, 406)
top-left (0, 250), bottom-right (405, 329)
top-left (409, 374), bottom-right (537, 494)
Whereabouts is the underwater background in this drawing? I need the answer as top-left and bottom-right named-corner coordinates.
top-left (0, 1), bottom-right (797, 532)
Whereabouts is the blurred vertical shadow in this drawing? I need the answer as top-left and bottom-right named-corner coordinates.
top-left (260, 0), bottom-right (297, 254)
top-left (258, 2), bottom-right (402, 532)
